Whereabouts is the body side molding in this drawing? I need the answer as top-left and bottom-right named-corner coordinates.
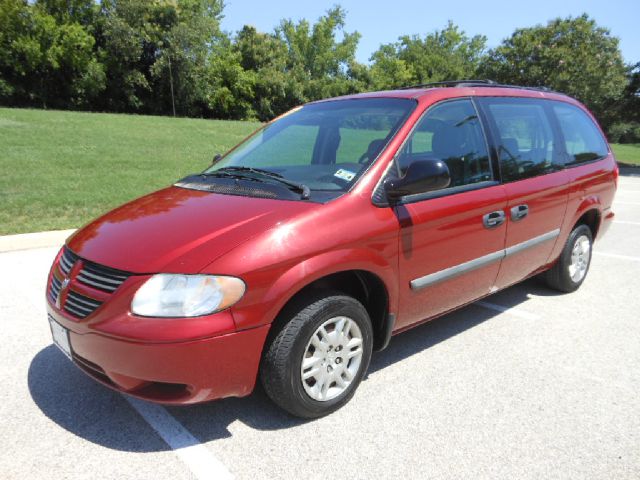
top-left (410, 229), bottom-right (560, 291)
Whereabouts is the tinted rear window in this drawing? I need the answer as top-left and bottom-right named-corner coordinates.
top-left (552, 103), bottom-right (608, 166)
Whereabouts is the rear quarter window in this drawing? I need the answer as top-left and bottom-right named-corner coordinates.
top-left (552, 102), bottom-right (609, 166)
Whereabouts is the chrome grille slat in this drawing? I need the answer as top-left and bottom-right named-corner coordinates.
top-left (63, 303), bottom-right (89, 318)
top-left (76, 258), bottom-right (129, 293)
top-left (49, 276), bottom-right (62, 302)
top-left (63, 291), bottom-right (104, 319)
top-left (59, 249), bottom-right (78, 275)
top-left (59, 256), bottom-right (72, 274)
top-left (64, 299), bottom-right (93, 313)
top-left (67, 291), bottom-right (103, 306)
top-left (66, 294), bottom-right (101, 309)
top-left (79, 269), bottom-right (124, 284)
top-left (82, 264), bottom-right (128, 280)
top-left (76, 275), bottom-right (118, 292)
top-left (51, 277), bottom-right (62, 290)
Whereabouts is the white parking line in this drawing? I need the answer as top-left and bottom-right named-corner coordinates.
top-left (594, 252), bottom-right (640, 263)
top-left (124, 396), bottom-right (234, 480)
top-left (476, 301), bottom-right (540, 320)
top-left (613, 220), bottom-right (640, 226)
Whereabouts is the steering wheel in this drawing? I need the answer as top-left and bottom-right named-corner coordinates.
top-left (358, 139), bottom-right (386, 164)
top-left (358, 151), bottom-right (372, 164)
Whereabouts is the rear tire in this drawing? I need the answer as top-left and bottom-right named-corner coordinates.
top-left (543, 224), bottom-right (593, 293)
top-left (260, 292), bottom-right (373, 418)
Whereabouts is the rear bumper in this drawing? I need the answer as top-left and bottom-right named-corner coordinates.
top-left (47, 305), bottom-right (269, 404)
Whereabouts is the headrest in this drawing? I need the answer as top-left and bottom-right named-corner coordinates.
top-left (501, 137), bottom-right (519, 157)
top-left (432, 124), bottom-right (464, 159)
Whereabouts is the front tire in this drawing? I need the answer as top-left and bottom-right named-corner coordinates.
top-left (543, 224), bottom-right (593, 293)
top-left (260, 292), bottom-right (373, 418)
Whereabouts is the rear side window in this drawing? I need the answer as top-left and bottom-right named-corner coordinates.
top-left (396, 99), bottom-right (492, 188)
top-left (552, 103), bottom-right (608, 166)
top-left (483, 99), bottom-right (559, 182)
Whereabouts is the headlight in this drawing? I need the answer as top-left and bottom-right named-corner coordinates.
top-left (131, 274), bottom-right (245, 318)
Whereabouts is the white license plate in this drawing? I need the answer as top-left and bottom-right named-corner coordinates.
top-left (49, 316), bottom-right (72, 360)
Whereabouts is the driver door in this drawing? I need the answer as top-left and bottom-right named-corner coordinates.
top-left (393, 99), bottom-right (508, 329)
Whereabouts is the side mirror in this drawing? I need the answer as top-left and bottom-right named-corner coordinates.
top-left (384, 159), bottom-right (450, 203)
top-left (211, 153), bottom-right (222, 165)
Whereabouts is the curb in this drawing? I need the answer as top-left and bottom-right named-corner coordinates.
top-left (619, 166), bottom-right (640, 177)
top-left (0, 229), bottom-right (76, 253)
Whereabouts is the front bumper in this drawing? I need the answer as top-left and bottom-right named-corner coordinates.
top-left (47, 304), bottom-right (270, 404)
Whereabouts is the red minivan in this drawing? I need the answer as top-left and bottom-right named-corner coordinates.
top-left (46, 81), bottom-right (617, 418)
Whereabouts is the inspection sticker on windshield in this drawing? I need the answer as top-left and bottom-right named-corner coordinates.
top-left (334, 169), bottom-right (356, 181)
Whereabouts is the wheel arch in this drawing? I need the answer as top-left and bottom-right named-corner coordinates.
top-left (273, 269), bottom-right (393, 351)
top-left (544, 198), bottom-right (602, 272)
top-left (261, 253), bottom-right (398, 353)
top-left (574, 208), bottom-right (601, 240)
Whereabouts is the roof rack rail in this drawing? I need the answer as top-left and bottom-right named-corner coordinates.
top-left (398, 79), bottom-right (558, 94)
top-left (398, 79), bottom-right (497, 90)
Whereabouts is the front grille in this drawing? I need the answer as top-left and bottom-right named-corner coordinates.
top-left (64, 290), bottom-right (103, 319)
top-left (77, 262), bottom-right (129, 293)
top-left (49, 247), bottom-right (132, 320)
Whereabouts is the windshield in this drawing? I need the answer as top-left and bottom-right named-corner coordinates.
top-left (204, 98), bottom-right (416, 198)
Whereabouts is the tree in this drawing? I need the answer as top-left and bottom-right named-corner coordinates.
top-left (204, 24), bottom-right (307, 121)
top-left (0, 0), bottom-right (104, 108)
top-left (621, 62), bottom-right (640, 124)
top-left (369, 22), bottom-right (487, 89)
top-left (35, 0), bottom-right (97, 27)
top-left (481, 14), bottom-right (627, 129)
top-left (204, 37), bottom-right (257, 120)
top-left (607, 62), bottom-right (640, 143)
top-left (276, 6), bottom-right (363, 101)
top-left (94, 0), bottom-right (224, 115)
top-left (231, 25), bottom-right (303, 120)
top-left (151, 0), bottom-right (225, 117)
top-left (206, 7), bottom-right (367, 121)
top-left (0, 0), bottom-right (34, 101)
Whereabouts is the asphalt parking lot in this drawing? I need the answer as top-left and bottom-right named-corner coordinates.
top-left (1, 173), bottom-right (639, 480)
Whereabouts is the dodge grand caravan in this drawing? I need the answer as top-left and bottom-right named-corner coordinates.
top-left (46, 80), bottom-right (617, 418)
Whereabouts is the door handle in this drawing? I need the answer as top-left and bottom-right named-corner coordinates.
top-left (483, 210), bottom-right (506, 228)
top-left (510, 204), bottom-right (529, 221)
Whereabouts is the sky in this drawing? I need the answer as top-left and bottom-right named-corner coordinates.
top-left (220, 0), bottom-right (640, 65)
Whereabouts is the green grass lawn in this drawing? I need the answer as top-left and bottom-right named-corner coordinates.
top-left (611, 143), bottom-right (640, 166)
top-left (1, 107), bottom-right (640, 235)
top-left (0, 108), bottom-right (259, 235)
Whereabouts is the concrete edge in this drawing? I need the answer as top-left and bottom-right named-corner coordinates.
top-left (0, 229), bottom-right (76, 253)
top-left (619, 166), bottom-right (640, 177)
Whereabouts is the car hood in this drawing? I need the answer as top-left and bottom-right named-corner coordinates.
top-left (67, 186), bottom-right (318, 273)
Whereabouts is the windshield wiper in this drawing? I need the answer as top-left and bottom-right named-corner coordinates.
top-left (210, 166), bottom-right (311, 200)
top-left (201, 170), bottom-right (258, 180)
top-left (218, 166), bottom-right (285, 177)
